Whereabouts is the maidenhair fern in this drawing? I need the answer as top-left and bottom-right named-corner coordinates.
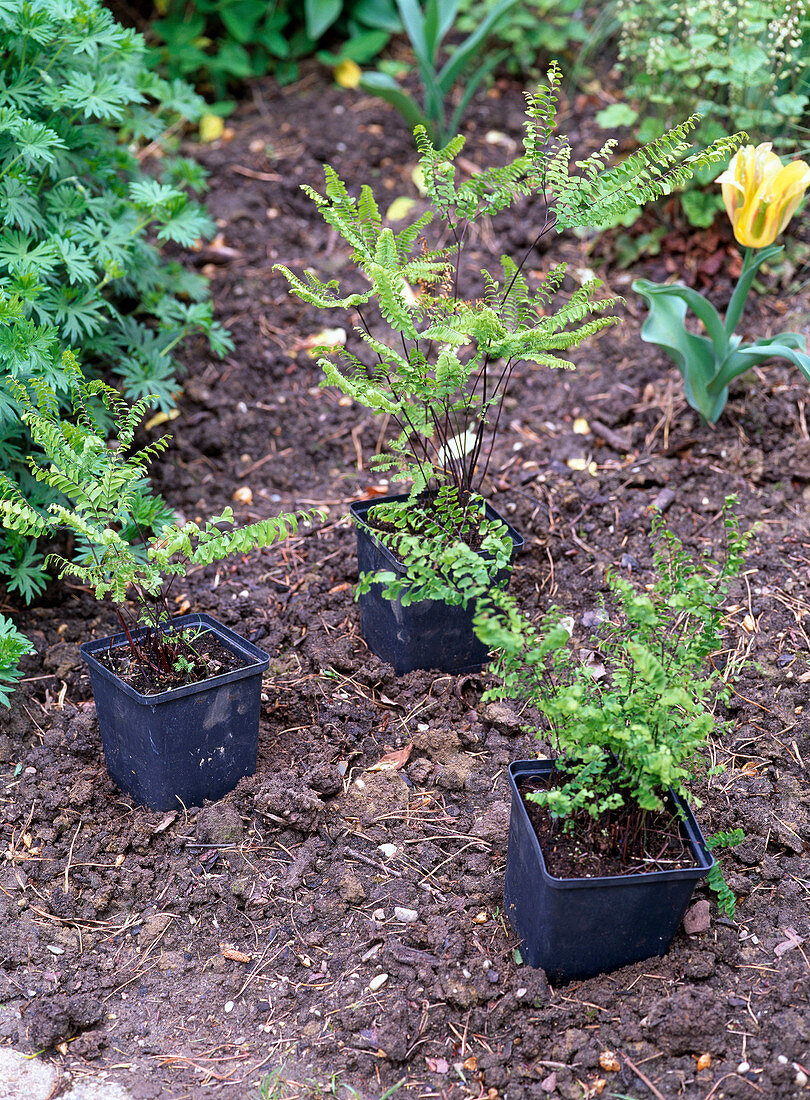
top-left (0, 353), bottom-right (320, 684)
top-left (277, 62), bottom-right (742, 540)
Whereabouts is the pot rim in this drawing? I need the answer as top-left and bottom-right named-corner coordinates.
top-left (508, 758), bottom-right (714, 889)
top-left (79, 611), bottom-right (270, 706)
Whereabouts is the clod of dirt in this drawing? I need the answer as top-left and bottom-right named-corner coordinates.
top-left (23, 994), bottom-right (103, 1050)
top-left (433, 755), bottom-right (473, 790)
top-left (439, 972), bottom-right (481, 1009)
top-left (643, 987), bottom-right (727, 1054)
top-left (412, 726), bottom-right (461, 762)
top-left (255, 777), bottom-right (326, 832)
top-left (471, 801), bottom-right (511, 844)
top-left (305, 762), bottom-right (343, 796)
top-left (139, 912), bottom-right (174, 943)
top-left (341, 771), bottom-right (409, 823)
top-left (337, 869), bottom-right (366, 904)
top-left (195, 804), bottom-right (244, 846)
top-left (481, 701), bottom-right (523, 735)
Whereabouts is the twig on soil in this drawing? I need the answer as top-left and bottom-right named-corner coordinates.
top-left (618, 1050), bottom-right (667, 1100)
top-left (345, 846), bottom-right (403, 878)
top-left (701, 1074), bottom-right (762, 1099)
top-left (64, 817), bottom-right (82, 893)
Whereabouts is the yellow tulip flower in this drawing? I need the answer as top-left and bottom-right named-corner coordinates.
top-left (716, 143), bottom-right (810, 248)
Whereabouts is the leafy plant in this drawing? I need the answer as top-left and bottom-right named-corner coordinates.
top-left (0, 355), bottom-right (319, 690)
top-left (0, 614), bottom-right (34, 708)
top-left (456, 0), bottom-right (587, 77)
top-left (276, 62), bottom-right (741, 603)
top-left (706, 827), bottom-right (745, 918)
top-left (0, 0), bottom-right (232, 600)
top-left (634, 144), bottom-right (810, 423)
top-left (603, 0), bottom-right (810, 227)
top-left (476, 501), bottom-right (752, 826)
top-left (359, 0), bottom-right (520, 145)
top-left (147, 0), bottom-right (401, 96)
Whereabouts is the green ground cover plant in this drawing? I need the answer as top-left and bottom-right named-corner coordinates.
top-left (277, 62), bottom-right (741, 608)
top-left (602, 0), bottom-right (810, 226)
top-left (147, 0), bottom-right (401, 97)
top-left (457, 0), bottom-right (587, 77)
top-left (0, 0), bottom-right (230, 602)
top-left (0, 355), bottom-right (319, 689)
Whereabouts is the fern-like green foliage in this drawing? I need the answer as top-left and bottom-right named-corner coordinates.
top-left (0, 613), bottom-right (34, 708)
top-left (705, 828), bottom-right (745, 918)
top-left (0, 354), bottom-right (320, 659)
top-left (277, 63), bottom-right (743, 541)
top-left (476, 501), bottom-right (752, 822)
top-left (0, 0), bottom-right (234, 601)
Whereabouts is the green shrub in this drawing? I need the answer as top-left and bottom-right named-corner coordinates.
top-left (0, 0), bottom-right (231, 601)
top-left (602, 0), bottom-right (810, 226)
top-left (147, 0), bottom-right (401, 96)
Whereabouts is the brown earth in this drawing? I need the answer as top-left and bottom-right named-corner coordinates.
top-left (1, 67), bottom-right (809, 1100)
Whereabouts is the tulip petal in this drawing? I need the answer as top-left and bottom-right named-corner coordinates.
top-left (717, 145), bottom-right (810, 247)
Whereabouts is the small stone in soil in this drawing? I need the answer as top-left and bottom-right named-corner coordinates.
top-left (368, 974), bottom-right (388, 992)
top-left (393, 907), bottom-right (418, 923)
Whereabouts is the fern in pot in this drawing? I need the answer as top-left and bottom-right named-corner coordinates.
top-left (0, 356), bottom-right (318, 810)
top-left (475, 503), bottom-right (751, 982)
top-left (276, 62), bottom-right (742, 675)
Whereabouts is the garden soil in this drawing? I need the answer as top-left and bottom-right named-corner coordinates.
top-left (2, 69), bottom-right (809, 1100)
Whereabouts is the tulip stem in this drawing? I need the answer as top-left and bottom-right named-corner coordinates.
top-left (723, 243), bottom-right (782, 340)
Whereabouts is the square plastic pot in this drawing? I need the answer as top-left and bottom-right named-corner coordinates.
top-left (349, 493), bottom-right (524, 675)
top-left (505, 759), bottom-right (714, 983)
top-left (80, 613), bottom-right (270, 811)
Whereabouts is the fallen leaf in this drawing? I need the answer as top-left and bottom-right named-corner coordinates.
top-left (462, 1055), bottom-right (477, 1071)
top-left (367, 744), bottom-right (413, 772)
top-left (220, 944), bottom-right (251, 963)
top-left (599, 1051), bottom-right (620, 1072)
top-left (386, 196), bottom-right (416, 222)
top-left (199, 113), bottom-right (224, 143)
top-left (144, 408), bottom-right (180, 431)
top-left (152, 812), bottom-right (177, 835)
top-left (471, 910), bottom-right (488, 924)
top-left (775, 926), bottom-right (804, 958)
top-left (334, 58), bottom-right (362, 88)
top-left (300, 327), bottom-right (346, 355)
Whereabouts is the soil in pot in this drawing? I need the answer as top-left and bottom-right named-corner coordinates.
top-left (93, 623), bottom-right (249, 696)
top-left (520, 772), bottom-right (699, 879)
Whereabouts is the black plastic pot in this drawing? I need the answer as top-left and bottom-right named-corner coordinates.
top-left (504, 759), bottom-right (714, 983)
top-left (80, 613), bottom-right (270, 811)
top-left (349, 493), bottom-right (524, 675)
